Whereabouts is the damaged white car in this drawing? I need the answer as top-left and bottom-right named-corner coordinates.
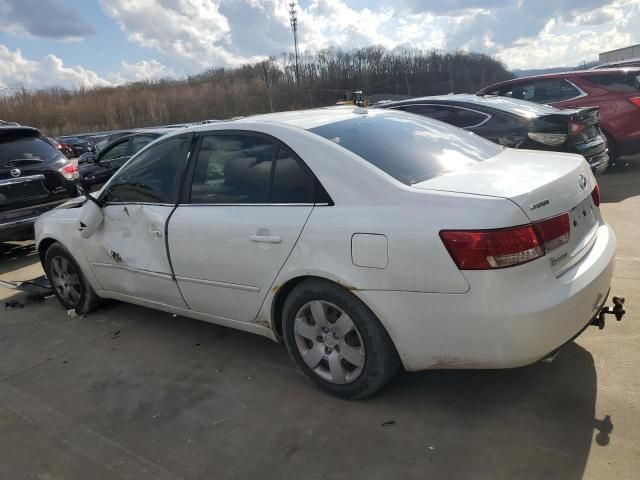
top-left (35, 107), bottom-right (617, 399)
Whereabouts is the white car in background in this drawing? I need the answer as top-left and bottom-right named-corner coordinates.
top-left (35, 107), bottom-right (615, 399)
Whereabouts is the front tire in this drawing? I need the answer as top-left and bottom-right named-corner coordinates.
top-left (45, 242), bottom-right (101, 314)
top-left (282, 279), bottom-right (400, 399)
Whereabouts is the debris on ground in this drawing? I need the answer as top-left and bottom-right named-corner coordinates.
top-left (382, 420), bottom-right (396, 427)
top-left (5, 300), bottom-right (24, 310)
top-left (110, 330), bottom-right (121, 339)
top-left (0, 276), bottom-right (52, 296)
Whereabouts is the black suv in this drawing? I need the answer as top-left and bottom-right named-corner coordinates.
top-left (374, 94), bottom-right (609, 173)
top-left (1, 127), bottom-right (78, 242)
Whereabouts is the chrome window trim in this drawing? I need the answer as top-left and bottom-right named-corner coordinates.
top-left (102, 202), bottom-right (175, 207)
top-left (563, 79), bottom-right (589, 101)
top-left (391, 103), bottom-right (492, 128)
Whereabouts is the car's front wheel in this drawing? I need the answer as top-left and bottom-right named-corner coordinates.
top-left (45, 242), bottom-right (101, 314)
top-left (282, 279), bottom-right (400, 399)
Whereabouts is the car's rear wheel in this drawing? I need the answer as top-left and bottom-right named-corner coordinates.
top-left (45, 242), bottom-right (101, 314)
top-left (282, 279), bottom-right (400, 399)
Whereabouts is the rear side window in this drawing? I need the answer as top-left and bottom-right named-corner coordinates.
top-left (189, 135), bottom-right (275, 204)
top-left (0, 133), bottom-right (61, 167)
top-left (103, 136), bottom-right (188, 204)
top-left (310, 112), bottom-right (502, 185)
top-left (583, 73), bottom-right (640, 92)
top-left (271, 146), bottom-right (315, 203)
top-left (400, 105), bottom-right (457, 124)
top-left (499, 79), bottom-right (581, 103)
top-left (454, 108), bottom-right (490, 128)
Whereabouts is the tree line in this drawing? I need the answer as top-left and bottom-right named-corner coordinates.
top-left (0, 46), bottom-right (513, 135)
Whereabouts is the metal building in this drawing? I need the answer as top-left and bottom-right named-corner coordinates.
top-left (599, 44), bottom-right (640, 64)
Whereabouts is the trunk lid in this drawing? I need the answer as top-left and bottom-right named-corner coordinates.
top-left (414, 148), bottom-right (599, 273)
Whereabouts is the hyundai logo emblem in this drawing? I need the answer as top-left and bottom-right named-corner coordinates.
top-left (578, 174), bottom-right (588, 190)
top-left (9, 168), bottom-right (21, 178)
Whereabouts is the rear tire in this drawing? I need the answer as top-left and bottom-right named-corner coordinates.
top-left (282, 279), bottom-right (400, 399)
top-left (45, 242), bottom-right (102, 314)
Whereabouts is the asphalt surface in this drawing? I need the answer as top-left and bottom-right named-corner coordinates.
top-left (1, 160), bottom-right (639, 480)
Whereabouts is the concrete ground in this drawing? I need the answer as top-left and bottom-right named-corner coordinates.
top-left (1, 161), bottom-right (639, 480)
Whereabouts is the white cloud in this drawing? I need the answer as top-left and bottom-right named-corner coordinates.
top-left (0, 44), bottom-right (175, 90)
top-left (100, 0), bottom-right (264, 71)
top-left (0, 45), bottom-right (110, 90)
top-left (109, 59), bottom-right (175, 84)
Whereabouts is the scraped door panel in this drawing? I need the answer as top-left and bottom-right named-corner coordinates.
top-left (83, 204), bottom-right (187, 308)
top-left (168, 206), bottom-right (312, 321)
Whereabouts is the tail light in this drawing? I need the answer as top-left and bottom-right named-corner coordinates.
top-left (58, 162), bottom-right (79, 180)
top-left (628, 97), bottom-right (640, 108)
top-left (527, 132), bottom-right (567, 146)
top-left (591, 183), bottom-right (601, 207)
top-left (440, 213), bottom-right (570, 270)
top-left (569, 121), bottom-right (586, 136)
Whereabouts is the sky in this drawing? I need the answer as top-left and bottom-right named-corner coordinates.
top-left (0, 0), bottom-right (638, 90)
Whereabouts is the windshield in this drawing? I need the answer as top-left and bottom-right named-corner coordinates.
top-left (0, 133), bottom-right (61, 167)
top-left (310, 112), bottom-right (503, 185)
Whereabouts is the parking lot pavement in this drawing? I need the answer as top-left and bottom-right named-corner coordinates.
top-left (1, 163), bottom-right (640, 480)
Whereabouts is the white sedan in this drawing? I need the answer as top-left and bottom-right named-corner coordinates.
top-left (35, 107), bottom-right (615, 399)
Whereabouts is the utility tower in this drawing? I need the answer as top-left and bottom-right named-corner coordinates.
top-left (289, 1), bottom-right (300, 83)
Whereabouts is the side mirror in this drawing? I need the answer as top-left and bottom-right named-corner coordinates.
top-left (76, 182), bottom-right (104, 238)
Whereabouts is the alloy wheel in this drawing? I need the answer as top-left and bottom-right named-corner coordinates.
top-left (49, 255), bottom-right (82, 307)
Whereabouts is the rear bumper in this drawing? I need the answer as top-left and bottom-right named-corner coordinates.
top-left (0, 198), bottom-right (71, 241)
top-left (356, 223), bottom-right (616, 371)
top-left (589, 152), bottom-right (610, 174)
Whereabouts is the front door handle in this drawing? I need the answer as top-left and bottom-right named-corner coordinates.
top-left (150, 229), bottom-right (163, 238)
top-left (250, 228), bottom-right (281, 244)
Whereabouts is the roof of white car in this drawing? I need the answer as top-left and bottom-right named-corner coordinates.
top-left (175, 106), bottom-right (384, 135)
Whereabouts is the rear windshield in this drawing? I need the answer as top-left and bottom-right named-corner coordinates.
top-left (583, 72), bottom-right (640, 92)
top-left (310, 112), bottom-right (502, 185)
top-left (0, 133), bottom-right (60, 167)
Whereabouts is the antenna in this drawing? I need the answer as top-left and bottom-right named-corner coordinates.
top-left (289, 1), bottom-right (300, 83)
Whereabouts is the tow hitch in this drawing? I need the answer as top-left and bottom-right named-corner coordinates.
top-left (591, 296), bottom-right (626, 330)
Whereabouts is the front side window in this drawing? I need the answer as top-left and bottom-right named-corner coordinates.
top-left (131, 135), bottom-right (156, 154)
top-left (100, 140), bottom-right (129, 161)
top-left (189, 135), bottom-right (275, 204)
top-left (102, 136), bottom-right (187, 204)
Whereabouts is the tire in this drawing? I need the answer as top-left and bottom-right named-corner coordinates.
top-left (44, 242), bottom-right (102, 314)
top-left (282, 279), bottom-right (400, 399)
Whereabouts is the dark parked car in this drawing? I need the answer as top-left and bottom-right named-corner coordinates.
top-left (1, 126), bottom-right (78, 242)
top-left (478, 68), bottom-right (640, 161)
top-left (78, 130), bottom-right (168, 189)
top-left (57, 136), bottom-right (94, 158)
top-left (375, 94), bottom-right (609, 173)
